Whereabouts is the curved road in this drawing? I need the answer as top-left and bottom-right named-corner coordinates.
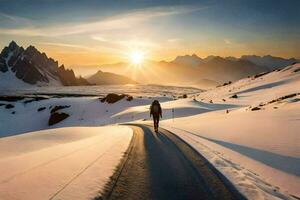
top-left (99, 124), bottom-right (245, 200)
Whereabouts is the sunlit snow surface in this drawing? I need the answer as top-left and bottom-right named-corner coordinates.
top-left (0, 126), bottom-right (132, 200)
top-left (0, 64), bottom-right (300, 200)
top-left (0, 84), bottom-right (202, 97)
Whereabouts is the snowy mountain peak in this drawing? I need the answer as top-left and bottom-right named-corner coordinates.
top-left (8, 40), bottom-right (19, 51)
top-left (0, 41), bottom-right (90, 87)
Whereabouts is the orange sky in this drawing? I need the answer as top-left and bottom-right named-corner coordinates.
top-left (0, 1), bottom-right (299, 73)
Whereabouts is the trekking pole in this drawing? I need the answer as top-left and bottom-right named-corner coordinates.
top-left (172, 108), bottom-right (174, 122)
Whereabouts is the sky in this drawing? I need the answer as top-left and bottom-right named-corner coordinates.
top-left (0, 0), bottom-right (300, 70)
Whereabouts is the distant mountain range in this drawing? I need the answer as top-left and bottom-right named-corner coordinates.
top-left (87, 70), bottom-right (137, 85)
top-left (97, 54), bottom-right (299, 88)
top-left (240, 55), bottom-right (298, 70)
top-left (0, 41), bottom-right (298, 89)
top-left (171, 54), bottom-right (298, 70)
top-left (0, 41), bottom-right (135, 88)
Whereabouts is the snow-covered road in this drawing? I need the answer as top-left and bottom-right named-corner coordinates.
top-left (100, 124), bottom-right (245, 200)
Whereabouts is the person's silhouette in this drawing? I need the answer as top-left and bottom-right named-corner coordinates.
top-left (150, 100), bottom-right (162, 132)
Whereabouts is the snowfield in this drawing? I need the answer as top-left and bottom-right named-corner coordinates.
top-left (0, 126), bottom-right (132, 200)
top-left (160, 64), bottom-right (300, 199)
top-left (0, 64), bottom-right (299, 199)
top-left (161, 104), bottom-right (300, 200)
top-left (0, 95), bottom-right (172, 137)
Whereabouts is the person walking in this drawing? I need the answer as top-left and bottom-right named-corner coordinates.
top-left (150, 100), bottom-right (162, 132)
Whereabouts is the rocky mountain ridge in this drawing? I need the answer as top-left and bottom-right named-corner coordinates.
top-left (0, 41), bottom-right (90, 86)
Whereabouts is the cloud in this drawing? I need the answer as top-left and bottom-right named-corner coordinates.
top-left (167, 38), bottom-right (182, 43)
top-left (0, 5), bottom-right (204, 37)
top-left (0, 12), bottom-right (33, 27)
top-left (224, 39), bottom-right (232, 45)
top-left (91, 35), bottom-right (107, 42)
top-left (38, 42), bottom-right (96, 51)
top-left (0, 28), bottom-right (42, 37)
top-left (90, 34), bottom-right (160, 55)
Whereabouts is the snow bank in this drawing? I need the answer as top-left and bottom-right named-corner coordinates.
top-left (198, 63), bottom-right (300, 106)
top-left (162, 125), bottom-right (296, 200)
top-left (0, 96), bottom-right (164, 137)
top-left (158, 64), bottom-right (300, 199)
top-left (0, 68), bottom-right (32, 89)
top-left (161, 101), bottom-right (300, 199)
top-left (113, 98), bottom-right (237, 122)
top-left (0, 126), bottom-right (132, 200)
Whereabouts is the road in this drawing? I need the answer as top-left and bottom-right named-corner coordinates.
top-left (99, 124), bottom-right (245, 200)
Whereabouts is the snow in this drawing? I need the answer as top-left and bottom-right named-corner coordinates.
top-left (197, 64), bottom-right (300, 107)
top-left (162, 126), bottom-right (296, 200)
top-left (0, 52), bottom-right (32, 89)
top-left (0, 49), bottom-right (62, 89)
top-left (0, 84), bottom-right (202, 97)
top-left (157, 64), bottom-right (300, 199)
top-left (160, 102), bottom-right (300, 199)
top-left (113, 98), bottom-right (237, 123)
top-left (119, 63), bottom-right (299, 199)
top-left (0, 68), bottom-right (32, 89)
top-left (0, 126), bottom-right (132, 200)
top-left (0, 64), bottom-right (299, 199)
top-left (0, 95), bottom-right (172, 137)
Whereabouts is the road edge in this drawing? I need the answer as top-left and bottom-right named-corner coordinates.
top-left (94, 127), bottom-right (137, 200)
top-left (96, 124), bottom-right (246, 200)
top-left (158, 125), bottom-right (247, 200)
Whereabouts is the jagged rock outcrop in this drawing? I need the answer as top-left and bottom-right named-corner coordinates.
top-left (58, 65), bottom-right (90, 86)
top-left (0, 41), bottom-right (90, 86)
top-left (48, 112), bottom-right (69, 126)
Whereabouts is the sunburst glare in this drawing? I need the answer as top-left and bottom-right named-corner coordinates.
top-left (130, 50), bottom-right (145, 65)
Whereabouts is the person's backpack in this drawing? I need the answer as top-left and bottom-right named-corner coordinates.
top-left (152, 104), bottom-right (160, 114)
top-left (151, 100), bottom-right (161, 115)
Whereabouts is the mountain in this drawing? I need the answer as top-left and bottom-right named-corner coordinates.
top-left (196, 56), bottom-right (267, 82)
top-left (2, 41), bottom-right (297, 88)
top-left (87, 70), bottom-right (137, 85)
top-left (240, 55), bottom-right (299, 70)
top-left (171, 54), bottom-right (203, 67)
top-left (0, 41), bottom-right (90, 87)
top-left (96, 54), bottom-right (299, 88)
top-left (58, 65), bottom-right (90, 86)
top-left (96, 55), bottom-right (268, 87)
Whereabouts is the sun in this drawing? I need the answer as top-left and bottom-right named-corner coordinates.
top-left (130, 51), bottom-right (144, 65)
